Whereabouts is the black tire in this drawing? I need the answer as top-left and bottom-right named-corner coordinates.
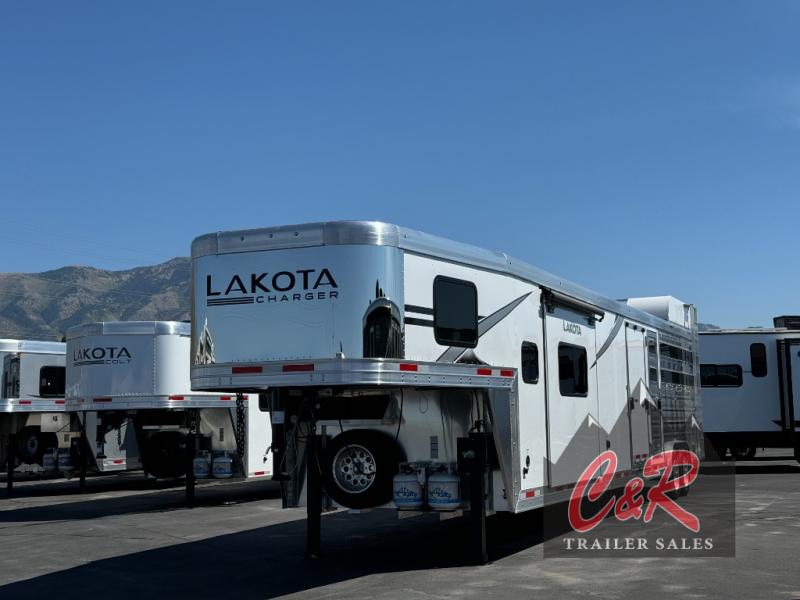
top-left (320, 429), bottom-right (401, 509)
top-left (141, 431), bottom-right (189, 479)
top-left (16, 426), bottom-right (57, 466)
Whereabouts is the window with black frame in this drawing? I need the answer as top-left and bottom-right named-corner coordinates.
top-left (521, 342), bottom-right (539, 384)
top-left (700, 364), bottom-right (743, 387)
top-left (433, 276), bottom-right (478, 347)
top-left (750, 343), bottom-right (767, 378)
top-left (558, 343), bottom-right (588, 396)
top-left (39, 366), bottom-right (65, 397)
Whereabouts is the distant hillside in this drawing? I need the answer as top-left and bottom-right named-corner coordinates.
top-left (0, 258), bottom-right (190, 341)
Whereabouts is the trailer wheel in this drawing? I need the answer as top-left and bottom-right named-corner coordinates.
top-left (141, 431), bottom-right (189, 479)
top-left (321, 430), bottom-right (401, 509)
top-left (16, 427), bottom-right (56, 465)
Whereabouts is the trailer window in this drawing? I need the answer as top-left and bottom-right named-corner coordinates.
top-left (750, 343), bottom-right (767, 378)
top-left (700, 364), bottom-right (742, 387)
top-left (433, 276), bottom-right (478, 348)
top-left (39, 366), bottom-right (65, 397)
top-left (521, 342), bottom-right (539, 384)
top-left (558, 343), bottom-right (588, 396)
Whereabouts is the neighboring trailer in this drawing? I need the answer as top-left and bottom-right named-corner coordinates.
top-left (1, 340), bottom-right (70, 472)
top-left (65, 321), bottom-right (273, 482)
top-left (189, 221), bottom-right (701, 560)
top-left (699, 316), bottom-right (800, 461)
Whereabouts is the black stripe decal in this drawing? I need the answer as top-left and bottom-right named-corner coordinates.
top-left (405, 317), bottom-right (434, 327)
top-left (405, 304), bottom-right (434, 316)
top-left (591, 316), bottom-right (623, 367)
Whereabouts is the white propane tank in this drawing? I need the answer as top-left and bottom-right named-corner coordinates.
top-left (393, 471), bottom-right (423, 509)
top-left (57, 449), bottom-right (74, 474)
top-left (427, 469), bottom-right (461, 511)
top-left (212, 451), bottom-right (234, 479)
top-left (193, 451), bottom-right (211, 479)
top-left (42, 448), bottom-right (58, 472)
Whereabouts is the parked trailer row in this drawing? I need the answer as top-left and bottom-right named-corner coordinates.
top-left (8, 219), bottom-right (792, 564)
top-left (2, 322), bottom-right (273, 499)
top-left (700, 316), bottom-right (800, 461)
top-left (188, 220), bottom-right (704, 561)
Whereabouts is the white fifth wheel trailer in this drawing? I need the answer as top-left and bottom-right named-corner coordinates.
top-left (189, 221), bottom-right (701, 560)
top-left (1, 340), bottom-right (72, 484)
top-left (65, 321), bottom-right (273, 494)
top-left (699, 316), bottom-right (800, 462)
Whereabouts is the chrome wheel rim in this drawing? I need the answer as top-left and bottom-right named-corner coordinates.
top-left (331, 444), bottom-right (377, 493)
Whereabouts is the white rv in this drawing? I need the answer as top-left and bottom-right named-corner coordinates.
top-left (1, 340), bottom-right (70, 474)
top-left (189, 221), bottom-right (701, 559)
top-left (699, 316), bottom-right (800, 461)
top-left (65, 321), bottom-right (272, 482)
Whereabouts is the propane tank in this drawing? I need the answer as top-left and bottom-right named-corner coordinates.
top-left (212, 451), bottom-right (234, 479)
top-left (193, 450), bottom-right (211, 479)
top-left (42, 448), bottom-right (58, 472)
top-left (57, 449), bottom-right (74, 474)
top-left (393, 469), bottom-right (423, 509)
top-left (427, 467), bottom-right (461, 511)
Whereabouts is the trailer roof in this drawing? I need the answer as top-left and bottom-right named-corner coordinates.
top-left (700, 328), bottom-right (798, 336)
top-left (0, 339), bottom-right (65, 355)
top-left (66, 321), bottom-right (190, 340)
top-left (192, 220), bottom-right (694, 340)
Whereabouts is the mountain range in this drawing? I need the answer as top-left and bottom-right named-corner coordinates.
top-left (0, 258), bottom-right (191, 341)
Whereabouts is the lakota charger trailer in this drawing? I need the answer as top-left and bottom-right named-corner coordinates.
top-left (189, 221), bottom-right (701, 560)
top-left (699, 316), bottom-right (800, 461)
top-left (1, 340), bottom-right (71, 480)
top-left (65, 321), bottom-right (273, 494)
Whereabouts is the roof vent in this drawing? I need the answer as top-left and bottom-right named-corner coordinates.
top-left (773, 316), bottom-right (800, 329)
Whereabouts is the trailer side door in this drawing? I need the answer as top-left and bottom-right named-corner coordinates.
top-left (544, 304), bottom-right (600, 488)
top-left (625, 324), bottom-right (651, 465)
top-left (777, 338), bottom-right (800, 436)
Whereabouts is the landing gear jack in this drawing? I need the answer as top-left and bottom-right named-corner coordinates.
top-left (459, 432), bottom-right (491, 565)
top-left (5, 433), bottom-right (16, 499)
top-left (305, 423), bottom-right (322, 559)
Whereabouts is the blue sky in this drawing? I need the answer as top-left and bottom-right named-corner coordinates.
top-left (1, 1), bottom-right (799, 327)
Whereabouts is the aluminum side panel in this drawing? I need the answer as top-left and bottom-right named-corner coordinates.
top-left (192, 245), bottom-right (403, 364)
top-left (67, 334), bottom-right (156, 399)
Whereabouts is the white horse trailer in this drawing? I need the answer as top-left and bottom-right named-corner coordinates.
top-left (1, 340), bottom-right (71, 483)
top-left (189, 221), bottom-right (701, 560)
top-left (65, 321), bottom-right (272, 494)
top-left (699, 316), bottom-right (800, 461)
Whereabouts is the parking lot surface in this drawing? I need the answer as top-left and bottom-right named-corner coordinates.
top-left (1, 452), bottom-right (800, 599)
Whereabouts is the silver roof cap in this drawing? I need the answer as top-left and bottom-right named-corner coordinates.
top-left (0, 339), bottom-right (66, 355)
top-left (66, 321), bottom-right (190, 340)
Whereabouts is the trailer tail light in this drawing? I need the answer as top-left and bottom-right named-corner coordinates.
top-left (523, 489), bottom-right (536, 498)
top-left (500, 370), bottom-right (514, 377)
top-left (95, 397), bottom-right (112, 403)
top-left (169, 395), bottom-right (184, 400)
top-left (476, 368), bottom-right (492, 376)
top-left (113, 459), bottom-right (124, 465)
top-left (253, 471), bottom-right (266, 476)
top-left (399, 363), bottom-right (418, 372)
top-left (220, 395), bottom-right (232, 401)
top-left (232, 366), bottom-right (263, 374)
top-left (282, 363), bottom-right (314, 372)
top-left (55, 400), bottom-right (65, 405)
top-left (18, 400), bottom-right (31, 405)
